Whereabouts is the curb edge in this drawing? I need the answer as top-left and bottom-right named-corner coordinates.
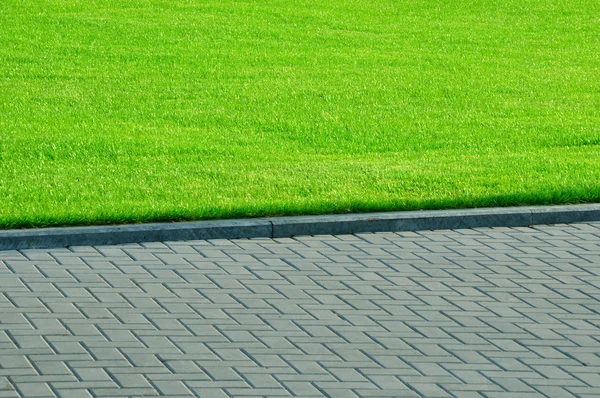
top-left (1, 204), bottom-right (599, 250)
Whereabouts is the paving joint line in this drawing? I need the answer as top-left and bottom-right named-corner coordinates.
top-left (1, 203), bottom-right (599, 250)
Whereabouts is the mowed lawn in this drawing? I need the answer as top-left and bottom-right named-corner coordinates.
top-left (1, 0), bottom-right (599, 229)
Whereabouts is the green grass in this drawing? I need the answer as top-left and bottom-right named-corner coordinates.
top-left (1, 0), bottom-right (599, 229)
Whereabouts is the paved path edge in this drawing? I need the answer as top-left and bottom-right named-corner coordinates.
top-left (1, 203), bottom-right (599, 250)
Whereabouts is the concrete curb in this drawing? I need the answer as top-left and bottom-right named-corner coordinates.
top-left (1, 204), bottom-right (599, 250)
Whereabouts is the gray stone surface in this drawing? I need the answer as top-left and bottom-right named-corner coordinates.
top-left (531, 204), bottom-right (600, 225)
top-left (269, 206), bottom-right (534, 237)
top-left (0, 219), bottom-right (272, 250)
top-left (2, 204), bottom-right (600, 250)
top-left (0, 222), bottom-right (599, 397)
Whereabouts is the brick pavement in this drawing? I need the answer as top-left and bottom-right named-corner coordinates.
top-left (0, 222), bottom-right (599, 397)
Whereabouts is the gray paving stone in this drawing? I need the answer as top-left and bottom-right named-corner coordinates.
top-left (90, 387), bottom-right (159, 396)
top-left (279, 381), bottom-right (321, 396)
top-left (13, 382), bottom-right (55, 397)
top-left (0, 378), bottom-right (15, 394)
top-left (1, 222), bottom-right (600, 396)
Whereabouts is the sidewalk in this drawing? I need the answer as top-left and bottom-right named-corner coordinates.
top-left (1, 222), bottom-right (599, 397)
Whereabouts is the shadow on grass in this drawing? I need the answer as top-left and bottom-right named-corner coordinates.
top-left (3, 188), bottom-right (599, 230)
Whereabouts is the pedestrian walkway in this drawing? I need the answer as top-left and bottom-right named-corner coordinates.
top-left (1, 222), bottom-right (599, 397)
